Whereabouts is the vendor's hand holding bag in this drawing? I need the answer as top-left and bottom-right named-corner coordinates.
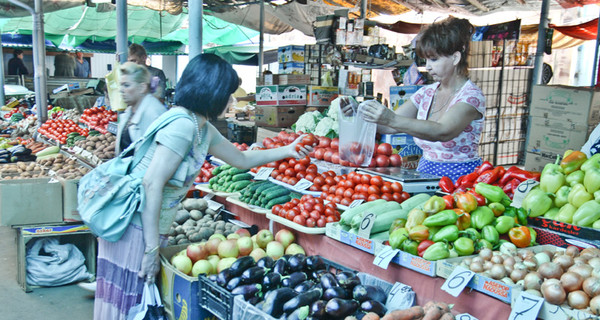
top-left (77, 110), bottom-right (192, 242)
top-left (127, 283), bottom-right (167, 320)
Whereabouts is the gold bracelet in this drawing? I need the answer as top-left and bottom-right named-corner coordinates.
top-left (144, 246), bottom-right (159, 255)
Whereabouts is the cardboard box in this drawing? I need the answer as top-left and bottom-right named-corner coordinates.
top-left (530, 85), bottom-right (600, 125)
top-left (524, 151), bottom-right (559, 172)
top-left (481, 116), bottom-right (525, 144)
top-left (159, 245), bottom-right (216, 320)
top-left (256, 85), bottom-right (307, 106)
top-left (307, 86), bottom-right (339, 106)
top-left (0, 178), bottom-right (63, 226)
top-left (389, 85), bottom-right (423, 111)
top-left (255, 86), bottom-right (278, 106)
top-left (380, 134), bottom-right (423, 170)
top-left (526, 116), bottom-right (593, 155)
top-left (468, 40), bottom-right (493, 68)
top-left (256, 74), bottom-right (278, 86)
top-left (254, 106), bottom-right (305, 127)
top-left (277, 45), bottom-right (304, 63)
top-left (278, 74), bottom-right (311, 85)
top-left (278, 62), bottom-right (305, 75)
top-left (61, 178), bottom-right (81, 222)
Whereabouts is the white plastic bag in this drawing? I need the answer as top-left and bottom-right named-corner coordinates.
top-left (127, 283), bottom-right (167, 320)
top-left (26, 238), bottom-right (92, 287)
top-left (338, 97), bottom-right (377, 166)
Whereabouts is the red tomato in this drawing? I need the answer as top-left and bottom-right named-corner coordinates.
top-left (309, 185), bottom-right (320, 191)
top-left (272, 204), bottom-right (283, 215)
top-left (314, 203), bottom-right (324, 213)
top-left (375, 154), bottom-right (391, 167)
top-left (335, 188), bottom-right (345, 197)
top-left (282, 176), bottom-right (290, 184)
top-left (306, 164), bottom-right (318, 174)
top-left (333, 195), bottom-right (343, 204)
top-left (401, 192), bottom-right (411, 202)
top-left (370, 176), bottom-right (383, 187)
top-left (367, 194), bottom-right (380, 201)
top-left (325, 177), bottom-right (335, 186)
top-left (389, 154), bottom-right (402, 167)
top-left (294, 163), bottom-right (307, 172)
top-left (367, 185), bottom-right (380, 195)
top-left (299, 156), bottom-right (311, 167)
top-left (291, 198), bottom-right (301, 205)
top-left (381, 183), bottom-right (392, 194)
top-left (293, 215), bottom-right (306, 226)
top-left (295, 143), bottom-right (306, 152)
top-left (275, 175), bottom-right (284, 181)
top-left (278, 163), bottom-right (289, 172)
top-left (330, 138), bottom-right (340, 150)
top-left (314, 148), bottom-right (325, 160)
top-left (353, 192), bottom-right (368, 200)
top-left (270, 170), bottom-right (280, 178)
top-left (302, 134), bottom-right (317, 147)
top-left (330, 152), bottom-right (340, 164)
top-left (343, 188), bottom-right (354, 199)
top-left (326, 194), bottom-right (335, 202)
top-left (295, 171), bottom-right (306, 180)
top-left (306, 218), bottom-right (317, 228)
top-left (317, 218), bottom-right (327, 228)
top-left (361, 174), bottom-right (371, 184)
top-left (391, 182), bottom-right (403, 193)
top-left (349, 142), bottom-right (362, 154)
top-left (313, 176), bottom-right (325, 185)
top-left (326, 216), bottom-right (336, 223)
top-left (309, 210), bottom-right (320, 220)
top-left (286, 210), bottom-right (297, 221)
top-left (392, 192), bottom-right (403, 203)
top-left (376, 143), bottom-right (393, 156)
top-left (381, 193), bottom-right (393, 201)
top-left (301, 210), bottom-right (310, 219)
top-left (318, 136), bottom-right (331, 148)
top-left (288, 177), bottom-right (298, 185)
top-left (305, 173), bottom-right (316, 182)
top-left (323, 149), bottom-right (333, 162)
top-left (340, 197), bottom-right (352, 206)
top-left (284, 168), bottom-right (295, 177)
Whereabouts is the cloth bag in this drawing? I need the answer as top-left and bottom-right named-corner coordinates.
top-left (77, 110), bottom-right (192, 242)
top-left (127, 283), bottom-right (167, 320)
top-left (26, 238), bottom-right (92, 286)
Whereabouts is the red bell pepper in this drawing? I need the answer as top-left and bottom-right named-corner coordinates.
top-left (442, 194), bottom-right (454, 209)
top-left (477, 161), bottom-right (494, 175)
top-left (468, 188), bottom-right (487, 206)
top-left (454, 175), bottom-right (465, 188)
top-left (502, 178), bottom-right (521, 195)
top-left (454, 192), bottom-right (478, 213)
top-left (439, 176), bottom-right (455, 193)
top-left (417, 240), bottom-right (435, 257)
top-left (476, 166), bottom-right (505, 184)
top-left (462, 171), bottom-right (479, 186)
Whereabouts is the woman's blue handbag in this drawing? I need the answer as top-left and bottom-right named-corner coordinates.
top-left (77, 110), bottom-right (192, 242)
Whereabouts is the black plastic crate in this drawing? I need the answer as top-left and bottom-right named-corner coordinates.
top-left (198, 255), bottom-right (354, 320)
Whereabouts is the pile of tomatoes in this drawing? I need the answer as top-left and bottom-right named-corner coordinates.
top-left (79, 107), bottom-right (118, 134)
top-left (321, 171), bottom-right (410, 206)
top-left (272, 195), bottom-right (340, 228)
top-left (38, 119), bottom-right (88, 144)
top-left (251, 156), bottom-right (317, 187)
top-left (194, 160), bottom-right (217, 184)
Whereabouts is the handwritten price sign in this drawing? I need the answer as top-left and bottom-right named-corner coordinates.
top-left (373, 246), bottom-right (399, 269)
top-left (254, 167), bottom-right (274, 180)
top-left (508, 291), bottom-right (543, 320)
top-left (441, 266), bottom-right (475, 297)
top-left (357, 212), bottom-right (376, 239)
top-left (511, 179), bottom-right (539, 208)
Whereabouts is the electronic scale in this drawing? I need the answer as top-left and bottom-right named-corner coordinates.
top-left (357, 168), bottom-right (441, 194)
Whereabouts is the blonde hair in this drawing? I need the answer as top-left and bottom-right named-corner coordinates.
top-left (119, 62), bottom-right (151, 85)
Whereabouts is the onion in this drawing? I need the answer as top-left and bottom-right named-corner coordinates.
top-left (463, 257), bottom-right (473, 266)
top-left (568, 290), bottom-right (590, 309)
top-left (523, 258), bottom-right (538, 271)
top-left (539, 262), bottom-right (564, 280)
top-left (581, 247), bottom-right (600, 258)
top-left (590, 295), bottom-right (600, 315)
top-left (541, 281), bottom-right (567, 305)
top-left (553, 254), bottom-right (574, 271)
top-left (589, 258), bottom-right (600, 269)
top-left (513, 262), bottom-right (528, 272)
top-left (484, 260), bottom-right (493, 271)
top-left (569, 264), bottom-right (593, 279)
top-left (471, 257), bottom-right (484, 265)
top-left (510, 268), bottom-right (528, 282)
top-left (542, 278), bottom-right (561, 291)
top-left (514, 256), bottom-right (523, 263)
top-left (490, 255), bottom-right (504, 265)
top-left (469, 261), bottom-right (484, 273)
top-left (499, 242), bottom-right (517, 256)
top-left (519, 249), bottom-right (534, 260)
top-left (593, 268), bottom-right (600, 279)
top-left (525, 289), bottom-right (542, 297)
top-left (503, 256), bottom-right (516, 268)
top-left (560, 271), bottom-right (584, 292)
top-left (502, 277), bottom-right (515, 285)
top-left (524, 272), bottom-right (543, 291)
top-left (504, 264), bottom-right (514, 274)
top-left (566, 245), bottom-right (580, 257)
top-left (583, 277), bottom-right (600, 297)
top-left (535, 252), bottom-right (551, 265)
top-left (479, 248), bottom-right (493, 261)
top-left (490, 264), bottom-right (506, 280)
top-left (574, 257), bottom-right (588, 265)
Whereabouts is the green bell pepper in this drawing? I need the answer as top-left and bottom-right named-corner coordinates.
top-left (482, 225), bottom-right (500, 246)
top-left (522, 188), bottom-right (553, 217)
top-left (568, 183), bottom-right (593, 208)
top-left (540, 157), bottom-right (565, 194)
top-left (453, 237), bottom-right (475, 256)
top-left (406, 208), bottom-right (427, 231)
top-left (423, 195), bottom-right (446, 215)
top-left (495, 216), bottom-right (515, 234)
top-left (593, 220), bottom-right (600, 229)
top-left (556, 203), bottom-right (577, 223)
top-left (572, 200), bottom-right (600, 227)
top-left (471, 206), bottom-right (495, 230)
top-left (389, 218), bottom-right (407, 234)
top-left (389, 228), bottom-right (408, 250)
top-left (427, 226), bottom-right (441, 240)
top-left (554, 185), bottom-right (571, 208)
top-left (584, 167), bottom-right (600, 194)
top-left (475, 183), bottom-right (512, 205)
top-left (489, 202), bottom-right (505, 217)
top-left (475, 239), bottom-right (493, 252)
top-left (460, 227), bottom-right (482, 240)
top-left (581, 153), bottom-right (600, 172)
top-left (528, 227), bottom-right (538, 246)
top-left (566, 170), bottom-right (585, 187)
top-left (448, 248), bottom-right (459, 258)
top-left (516, 207), bottom-right (529, 226)
top-left (422, 242), bottom-right (450, 261)
top-left (401, 239), bottom-right (419, 256)
top-left (543, 207), bottom-right (560, 220)
top-left (432, 225), bottom-right (459, 242)
top-left (423, 209), bottom-right (459, 227)
top-left (595, 190), bottom-right (600, 203)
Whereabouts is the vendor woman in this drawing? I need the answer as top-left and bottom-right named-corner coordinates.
top-left (343, 17), bottom-right (485, 181)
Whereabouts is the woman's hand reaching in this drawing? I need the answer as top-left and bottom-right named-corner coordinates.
top-left (340, 97), bottom-right (358, 117)
top-left (288, 134), bottom-right (314, 159)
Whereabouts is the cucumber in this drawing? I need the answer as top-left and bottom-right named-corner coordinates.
top-left (212, 164), bottom-right (231, 176)
top-left (340, 199), bottom-right (387, 226)
top-left (232, 173), bottom-right (252, 181)
top-left (255, 182), bottom-right (277, 195)
top-left (228, 167), bottom-right (248, 175)
top-left (401, 193), bottom-right (432, 211)
top-left (266, 195), bottom-right (292, 209)
top-left (232, 180), bottom-right (252, 191)
top-left (262, 188), bottom-right (290, 202)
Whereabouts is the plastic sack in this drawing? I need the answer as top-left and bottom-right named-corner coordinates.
top-left (127, 283), bottom-right (167, 320)
top-left (337, 97), bottom-right (377, 166)
top-left (105, 61), bottom-right (127, 111)
top-left (26, 237), bottom-right (92, 287)
top-left (403, 62), bottom-right (424, 85)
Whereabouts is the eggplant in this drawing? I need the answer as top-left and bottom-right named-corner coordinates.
top-left (360, 300), bottom-right (387, 317)
top-left (247, 296), bottom-right (262, 306)
top-left (256, 256), bottom-right (275, 269)
top-left (273, 257), bottom-right (289, 275)
top-left (287, 305), bottom-right (310, 320)
top-left (261, 287), bottom-right (298, 318)
top-left (282, 254), bottom-right (292, 260)
top-left (231, 283), bottom-right (262, 300)
top-left (310, 300), bottom-right (327, 319)
top-left (352, 310), bottom-right (367, 320)
top-left (319, 272), bottom-right (339, 290)
top-left (283, 288), bottom-right (323, 314)
top-left (288, 253), bottom-right (306, 272)
top-left (352, 284), bottom-right (387, 304)
top-left (228, 256), bottom-right (256, 278)
top-left (226, 276), bottom-right (243, 291)
top-left (282, 271), bottom-right (308, 288)
top-left (241, 266), bottom-right (266, 284)
top-left (304, 255), bottom-right (326, 272)
top-left (216, 268), bottom-right (232, 287)
top-left (207, 274), bottom-right (218, 282)
top-left (336, 271), bottom-right (360, 289)
top-left (325, 298), bottom-right (359, 319)
top-left (255, 300), bottom-right (265, 310)
top-left (310, 269), bottom-right (329, 281)
top-left (262, 272), bottom-right (281, 292)
top-left (322, 286), bottom-right (349, 300)
top-left (294, 280), bottom-right (316, 293)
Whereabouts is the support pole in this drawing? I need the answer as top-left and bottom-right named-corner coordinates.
top-left (532, 0), bottom-right (550, 85)
top-left (0, 35), bottom-right (5, 104)
top-left (258, 0), bottom-right (265, 75)
top-left (591, 11), bottom-right (600, 86)
top-left (189, 0), bottom-right (203, 60)
top-left (116, 0), bottom-right (128, 64)
top-left (361, 0), bottom-right (367, 18)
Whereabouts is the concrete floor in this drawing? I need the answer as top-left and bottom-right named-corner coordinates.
top-left (0, 225), bottom-right (94, 320)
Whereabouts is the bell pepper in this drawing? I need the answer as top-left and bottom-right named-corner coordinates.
top-left (595, 190), bottom-right (600, 202)
top-left (476, 166), bottom-right (504, 184)
top-left (454, 237), bottom-right (475, 256)
top-left (522, 188), bottom-right (553, 217)
top-left (584, 167), bottom-right (600, 194)
top-left (460, 227), bottom-right (482, 240)
top-left (388, 218), bottom-right (407, 234)
top-left (500, 167), bottom-right (541, 186)
top-left (560, 150), bottom-right (587, 175)
top-left (455, 209), bottom-right (471, 230)
top-left (471, 206), bottom-right (495, 230)
top-left (581, 153), bottom-right (600, 172)
top-left (495, 216), bottom-right (515, 234)
top-left (422, 242), bottom-right (450, 261)
top-left (449, 248), bottom-right (459, 258)
top-left (482, 225), bottom-right (500, 245)
top-left (423, 195), bottom-right (447, 215)
top-left (454, 192), bottom-right (478, 213)
top-left (468, 188), bottom-right (487, 206)
top-left (477, 161), bottom-right (494, 175)
top-left (568, 183), bottom-right (593, 208)
top-left (439, 176), bottom-right (455, 193)
top-left (489, 202), bottom-right (505, 217)
top-left (566, 170), bottom-right (585, 187)
top-left (556, 203), bottom-right (577, 223)
top-left (461, 171), bottom-right (480, 187)
top-left (543, 207), bottom-right (560, 220)
top-left (389, 228), bottom-right (409, 250)
top-left (432, 225), bottom-right (459, 242)
top-left (475, 239), bottom-right (493, 252)
top-left (554, 185), bottom-right (571, 208)
top-left (454, 176), bottom-right (465, 189)
top-left (442, 194), bottom-right (454, 209)
top-left (516, 207), bottom-right (528, 226)
top-left (572, 200), bottom-right (600, 227)
top-left (509, 226), bottom-right (531, 248)
top-left (474, 183), bottom-right (511, 205)
top-left (401, 239), bottom-right (419, 256)
top-left (417, 240), bottom-right (435, 257)
top-left (540, 156), bottom-right (565, 194)
top-left (406, 208), bottom-right (427, 231)
top-left (528, 227), bottom-right (537, 246)
top-left (593, 220), bottom-right (600, 229)
top-left (408, 225), bottom-right (430, 241)
top-left (423, 209), bottom-right (459, 227)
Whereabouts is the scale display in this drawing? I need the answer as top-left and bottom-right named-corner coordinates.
top-left (357, 168), bottom-right (441, 194)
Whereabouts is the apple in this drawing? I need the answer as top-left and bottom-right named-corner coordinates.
top-left (227, 233), bottom-right (241, 240)
top-left (255, 230), bottom-right (274, 249)
top-left (217, 239), bottom-right (239, 258)
top-left (191, 259), bottom-right (213, 277)
top-left (217, 257), bottom-right (237, 273)
top-left (207, 255), bottom-right (221, 274)
top-left (275, 229), bottom-right (295, 249)
top-left (266, 241), bottom-right (285, 260)
top-left (205, 238), bottom-right (222, 255)
top-left (285, 243), bottom-right (306, 255)
top-left (249, 248), bottom-right (267, 262)
top-left (171, 255), bottom-right (193, 275)
top-left (237, 236), bottom-right (254, 256)
top-left (235, 228), bottom-right (251, 238)
top-left (209, 233), bottom-right (226, 241)
top-left (186, 244), bottom-right (208, 263)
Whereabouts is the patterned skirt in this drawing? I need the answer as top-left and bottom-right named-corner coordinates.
top-left (94, 223), bottom-right (167, 320)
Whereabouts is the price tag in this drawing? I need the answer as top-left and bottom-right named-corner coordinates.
top-left (385, 281), bottom-right (414, 309)
top-left (372, 245), bottom-right (399, 269)
top-left (293, 178), bottom-right (313, 191)
top-left (456, 314), bottom-right (479, 320)
top-left (349, 199), bottom-right (364, 208)
top-left (207, 199), bottom-right (224, 212)
top-left (508, 291), bottom-right (544, 320)
top-left (254, 167), bottom-right (274, 181)
top-left (511, 179), bottom-right (540, 208)
top-left (228, 219), bottom-right (251, 228)
top-left (357, 212), bottom-right (376, 239)
top-left (203, 193), bottom-right (215, 201)
top-left (441, 266), bottom-right (475, 297)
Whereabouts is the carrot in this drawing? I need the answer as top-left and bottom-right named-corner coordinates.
top-left (422, 306), bottom-right (444, 320)
top-left (423, 301), bottom-right (436, 313)
top-left (382, 306), bottom-right (425, 320)
top-left (362, 312), bottom-right (381, 320)
top-left (433, 302), bottom-right (451, 314)
top-left (439, 313), bottom-right (455, 320)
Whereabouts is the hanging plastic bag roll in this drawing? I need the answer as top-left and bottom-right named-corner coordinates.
top-left (337, 96), bottom-right (377, 167)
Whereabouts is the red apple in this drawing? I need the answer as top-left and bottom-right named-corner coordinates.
top-left (235, 228), bottom-right (252, 238)
top-left (217, 239), bottom-right (239, 258)
top-left (205, 238), bottom-right (222, 255)
top-left (186, 244), bottom-right (208, 263)
top-left (275, 229), bottom-right (295, 249)
top-left (237, 236), bottom-right (254, 256)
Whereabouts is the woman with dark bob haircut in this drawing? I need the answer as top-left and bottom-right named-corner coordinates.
top-left (341, 16), bottom-right (485, 182)
top-left (93, 53), bottom-right (313, 320)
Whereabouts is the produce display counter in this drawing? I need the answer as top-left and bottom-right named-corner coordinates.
top-left (214, 193), bottom-right (512, 320)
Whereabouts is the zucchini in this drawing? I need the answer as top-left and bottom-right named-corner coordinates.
top-left (340, 199), bottom-right (387, 226)
top-left (400, 193), bottom-right (432, 211)
top-left (370, 231), bottom-right (390, 241)
top-left (33, 145), bottom-right (59, 157)
top-left (369, 209), bottom-right (410, 235)
top-left (266, 195), bottom-right (292, 209)
top-left (350, 202), bottom-right (403, 229)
